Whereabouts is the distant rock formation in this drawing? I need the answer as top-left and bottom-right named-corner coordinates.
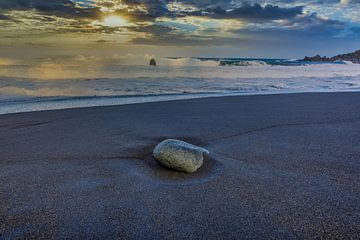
top-left (149, 58), bottom-right (157, 66)
top-left (302, 49), bottom-right (360, 64)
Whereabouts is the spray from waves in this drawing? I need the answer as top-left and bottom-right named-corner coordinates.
top-left (1, 55), bottom-right (360, 114)
top-left (219, 59), bottom-right (268, 66)
top-left (159, 57), bottom-right (219, 67)
top-left (161, 57), bottom-right (274, 67)
top-left (161, 57), bottom-right (350, 67)
top-left (0, 54), bottom-right (351, 81)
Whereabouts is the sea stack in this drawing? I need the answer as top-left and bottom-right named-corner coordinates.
top-left (149, 58), bottom-right (157, 66)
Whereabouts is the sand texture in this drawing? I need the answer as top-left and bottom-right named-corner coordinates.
top-left (1, 92), bottom-right (360, 239)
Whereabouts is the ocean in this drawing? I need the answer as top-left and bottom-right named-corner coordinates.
top-left (0, 57), bottom-right (360, 114)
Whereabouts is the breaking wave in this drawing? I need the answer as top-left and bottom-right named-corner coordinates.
top-left (162, 57), bottom-right (349, 67)
top-left (0, 55), bottom-right (359, 114)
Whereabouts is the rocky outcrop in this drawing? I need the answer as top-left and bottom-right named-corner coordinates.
top-left (331, 50), bottom-right (360, 63)
top-left (302, 49), bottom-right (360, 64)
top-left (153, 139), bottom-right (209, 173)
top-left (303, 55), bottom-right (329, 62)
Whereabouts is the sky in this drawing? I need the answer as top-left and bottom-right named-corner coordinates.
top-left (0, 0), bottom-right (360, 60)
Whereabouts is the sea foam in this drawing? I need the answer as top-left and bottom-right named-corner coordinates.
top-left (0, 57), bottom-right (360, 114)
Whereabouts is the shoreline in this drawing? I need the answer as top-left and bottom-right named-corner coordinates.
top-left (1, 92), bottom-right (360, 238)
top-left (1, 89), bottom-right (360, 115)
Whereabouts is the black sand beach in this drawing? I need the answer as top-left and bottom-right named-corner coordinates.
top-left (1, 92), bottom-right (360, 239)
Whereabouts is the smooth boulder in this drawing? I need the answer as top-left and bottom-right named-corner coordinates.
top-left (153, 139), bottom-right (209, 173)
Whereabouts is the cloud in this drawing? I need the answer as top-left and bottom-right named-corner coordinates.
top-left (0, 0), bottom-right (358, 52)
top-left (0, 0), bottom-right (100, 19)
top-left (232, 12), bottom-right (346, 37)
top-left (0, 1), bottom-right (305, 23)
top-left (190, 3), bottom-right (304, 21)
top-left (128, 23), bottom-right (266, 46)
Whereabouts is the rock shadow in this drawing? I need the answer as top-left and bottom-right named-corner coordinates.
top-left (122, 136), bottom-right (222, 184)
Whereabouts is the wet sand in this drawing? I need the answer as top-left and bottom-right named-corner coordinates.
top-left (1, 92), bottom-right (360, 239)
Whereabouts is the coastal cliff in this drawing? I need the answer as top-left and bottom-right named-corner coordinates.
top-left (303, 49), bottom-right (360, 64)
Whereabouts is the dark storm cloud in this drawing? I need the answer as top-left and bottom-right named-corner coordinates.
top-left (112, 1), bottom-right (304, 22)
top-left (189, 3), bottom-right (304, 21)
top-left (172, 0), bottom-right (235, 8)
top-left (286, 13), bottom-right (345, 31)
top-left (0, 0), bottom-right (358, 48)
top-left (0, 0), bottom-right (305, 22)
top-left (231, 12), bottom-right (346, 38)
top-left (0, 0), bottom-right (170, 22)
top-left (271, 0), bottom-right (360, 5)
top-left (0, 0), bottom-right (100, 19)
top-left (128, 8), bottom-right (349, 47)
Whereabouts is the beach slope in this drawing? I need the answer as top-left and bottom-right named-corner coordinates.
top-left (1, 92), bottom-right (360, 239)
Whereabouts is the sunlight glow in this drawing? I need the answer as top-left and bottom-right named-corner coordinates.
top-left (102, 15), bottom-right (128, 27)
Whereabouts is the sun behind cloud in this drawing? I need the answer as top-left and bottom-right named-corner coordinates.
top-left (101, 15), bottom-right (128, 27)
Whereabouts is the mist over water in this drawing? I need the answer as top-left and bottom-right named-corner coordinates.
top-left (0, 55), bottom-right (360, 114)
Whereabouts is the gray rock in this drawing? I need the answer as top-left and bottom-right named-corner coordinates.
top-left (153, 139), bottom-right (209, 173)
top-left (302, 49), bottom-right (360, 64)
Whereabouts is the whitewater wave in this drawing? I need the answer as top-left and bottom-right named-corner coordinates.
top-left (163, 57), bottom-right (351, 67)
top-left (219, 60), bottom-right (268, 66)
top-left (159, 57), bottom-right (219, 67)
top-left (1, 55), bottom-right (360, 114)
top-left (1, 73), bottom-right (360, 99)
